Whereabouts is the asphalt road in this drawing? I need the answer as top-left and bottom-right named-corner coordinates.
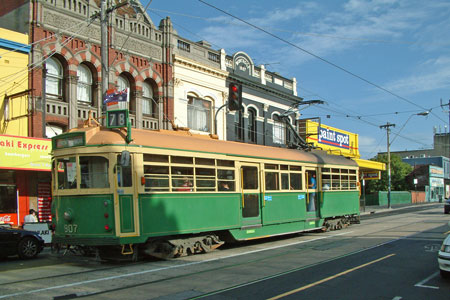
top-left (0, 204), bottom-right (448, 300)
top-left (198, 225), bottom-right (450, 299)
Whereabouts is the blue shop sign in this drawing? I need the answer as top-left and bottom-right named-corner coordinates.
top-left (318, 126), bottom-right (350, 149)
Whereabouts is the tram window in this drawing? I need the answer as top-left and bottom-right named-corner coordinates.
top-left (217, 160), bottom-right (234, 167)
top-left (0, 185), bottom-right (17, 213)
top-left (265, 164), bottom-right (278, 170)
top-left (242, 166), bottom-right (258, 190)
top-left (196, 158), bottom-right (215, 166)
top-left (322, 174), bottom-right (331, 190)
top-left (332, 168), bottom-right (340, 173)
top-left (290, 166), bottom-right (301, 171)
top-left (218, 169), bottom-right (234, 180)
top-left (117, 155), bottom-right (131, 187)
top-left (172, 166), bottom-right (193, 176)
top-left (322, 168), bottom-right (330, 173)
top-left (171, 156), bottom-right (193, 164)
top-left (290, 173), bottom-right (302, 190)
top-left (144, 154), bottom-right (168, 163)
top-left (172, 166), bottom-right (194, 192)
top-left (265, 172), bottom-right (279, 190)
top-left (79, 156), bottom-right (109, 189)
top-left (196, 168), bottom-right (215, 191)
top-left (196, 168), bottom-right (215, 176)
top-left (349, 169), bottom-right (357, 174)
top-left (144, 165), bottom-right (169, 174)
top-left (332, 174), bottom-right (340, 190)
top-left (57, 157), bottom-right (77, 189)
top-left (280, 165), bottom-right (288, 170)
top-left (144, 165), bottom-right (169, 191)
top-left (281, 173), bottom-right (289, 190)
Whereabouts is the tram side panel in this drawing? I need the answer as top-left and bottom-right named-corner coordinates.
top-left (319, 191), bottom-right (360, 218)
top-left (139, 193), bottom-right (242, 237)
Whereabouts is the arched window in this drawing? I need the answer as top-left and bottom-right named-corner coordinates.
top-left (248, 108), bottom-right (257, 143)
top-left (46, 124), bottom-right (64, 138)
top-left (187, 95), bottom-right (212, 132)
top-left (273, 114), bottom-right (286, 144)
top-left (77, 64), bottom-right (92, 104)
top-left (46, 57), bottom-right (63, 99)
top-left (142, 82), bottom-right (153, 116)
top-left (118, 75), bottom-right (130, 92)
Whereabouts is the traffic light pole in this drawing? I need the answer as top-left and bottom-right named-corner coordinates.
top-left (214, 103), bottom-right (228, 136)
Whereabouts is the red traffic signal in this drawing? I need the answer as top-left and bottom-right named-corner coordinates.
top-left (228, 82), bottom-right (242, 111)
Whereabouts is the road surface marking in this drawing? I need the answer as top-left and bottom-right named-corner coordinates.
top-left (0, 231), bottom-right (352, 299)
top-left (267, 253), bottom-right (396, 300)
top-left (414, 272), bottom-right (439, 289)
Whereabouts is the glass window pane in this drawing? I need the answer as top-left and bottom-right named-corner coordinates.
top-left (79, 156), bottom-right (110, 188)
top-left (242, 166), bottom-right (258, 189)
top-left (172, 156), bottom-right (193, 164)
top-left (57, 157), bottom-right (77, 189)
top-left (0, 185), bottom-right (18, 213)
top-left (290, 173), bottom-right (302, 190)
top-left (281, 173), bottom-right (289, 189)
top-left (265, 172), bottom-right (278, 190)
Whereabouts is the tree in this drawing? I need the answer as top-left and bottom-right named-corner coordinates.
top-left (365, 154), bottom-right (413, 194)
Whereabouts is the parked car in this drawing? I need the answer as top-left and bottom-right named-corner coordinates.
top-left (444, 198), bottom-right (450, 214)
top-left (438, 233), bottom-right (450, 278)
top-left (0, 224), bottom-right (45, 259)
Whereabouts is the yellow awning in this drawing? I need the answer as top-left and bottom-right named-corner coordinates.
top-left (353, 158), bottom-right (386, 171)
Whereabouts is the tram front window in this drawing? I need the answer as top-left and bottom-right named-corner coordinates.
top-left (57, 157), bottom-right (77, 189)
top-left (80, 156), bottom-right (109, 189)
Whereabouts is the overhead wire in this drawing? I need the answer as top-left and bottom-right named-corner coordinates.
top-left (148, 8), bottom-right (417, 46)
top-left (197, 0), bottom-right (448, 125)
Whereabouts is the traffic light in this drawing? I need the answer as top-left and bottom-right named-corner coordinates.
top-left (228, 82), bottom-right (242, 111)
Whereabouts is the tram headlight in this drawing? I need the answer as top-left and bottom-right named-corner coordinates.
top-left (63, 209), bottom-right (73, 221)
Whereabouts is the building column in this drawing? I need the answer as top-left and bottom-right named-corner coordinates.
top-left (134, 90), bottom-right (143, 129)
top-left (67, 75), bottom-right (78, 129)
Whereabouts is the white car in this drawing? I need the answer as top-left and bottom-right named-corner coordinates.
top-left (438, 233), bottom-right (450, 278)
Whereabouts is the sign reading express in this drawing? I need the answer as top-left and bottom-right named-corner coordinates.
top-left (318, 127), bottom-right (350, 149)
top-left (0, 135), bottom-right (51, 171)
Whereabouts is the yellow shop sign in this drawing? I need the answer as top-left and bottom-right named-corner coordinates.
top-left (0, 135), bottom-right (51, 171)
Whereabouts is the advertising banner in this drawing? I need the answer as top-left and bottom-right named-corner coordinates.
top-left (301, 120), bottom-right (359, 158)
top-left (0, 135), bottom-right (51, 171)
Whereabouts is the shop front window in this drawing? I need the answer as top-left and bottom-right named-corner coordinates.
top-left (0, 185), bottom-right (17, 214)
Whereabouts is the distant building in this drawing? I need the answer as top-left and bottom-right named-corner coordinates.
top-left (380, 132), bottom-right (450, 159)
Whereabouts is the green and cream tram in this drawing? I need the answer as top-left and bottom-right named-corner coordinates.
top-left (51, 124), bottom-right (360, 259)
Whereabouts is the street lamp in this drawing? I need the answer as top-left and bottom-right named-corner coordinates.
top-left (381, 111), bottom-right (429, 209)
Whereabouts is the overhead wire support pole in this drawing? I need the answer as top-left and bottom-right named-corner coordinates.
top-left (380, 122), bottom-right (396, 209)
top-left (101, 0), bottom-right (108, 115)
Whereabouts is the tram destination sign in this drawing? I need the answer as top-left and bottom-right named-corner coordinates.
top-left (106, 109), bottom-right (129, 128)
top-left (52, 133), bottom-right (85, 149)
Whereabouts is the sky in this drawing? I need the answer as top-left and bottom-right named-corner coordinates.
top-left (142, 0), bottom-right (450, 159)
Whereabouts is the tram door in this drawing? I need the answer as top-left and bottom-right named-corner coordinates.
top-left (305, 168), bottom-right (320, 220)
top-left (115, 151), bottom-right (139, 236)
top-left (239, 163), bottom-right (262, 227)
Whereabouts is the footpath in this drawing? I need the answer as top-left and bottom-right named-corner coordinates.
top-left (359, 202), bottom-right (443, 217)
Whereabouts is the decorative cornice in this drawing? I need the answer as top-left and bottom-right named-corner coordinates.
top-left (173, 54), bottom-right (228, 79)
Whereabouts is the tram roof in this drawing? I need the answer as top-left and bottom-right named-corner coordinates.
top-left (67, 126), bottom-right (358, 167)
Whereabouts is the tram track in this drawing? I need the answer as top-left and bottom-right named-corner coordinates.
top-left (1, 205), bottom-right (446, 299)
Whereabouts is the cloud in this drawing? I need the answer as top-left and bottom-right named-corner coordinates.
top-left (385, 56), bottom-right (450, 94)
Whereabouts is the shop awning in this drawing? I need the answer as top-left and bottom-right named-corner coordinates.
top-left (353, 158), bottom-right (386, 171)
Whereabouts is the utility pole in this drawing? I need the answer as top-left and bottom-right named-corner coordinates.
top-left (100, 0), bottom-right (108, 115)
top-left (380, 122), bottom-right (396, 209)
